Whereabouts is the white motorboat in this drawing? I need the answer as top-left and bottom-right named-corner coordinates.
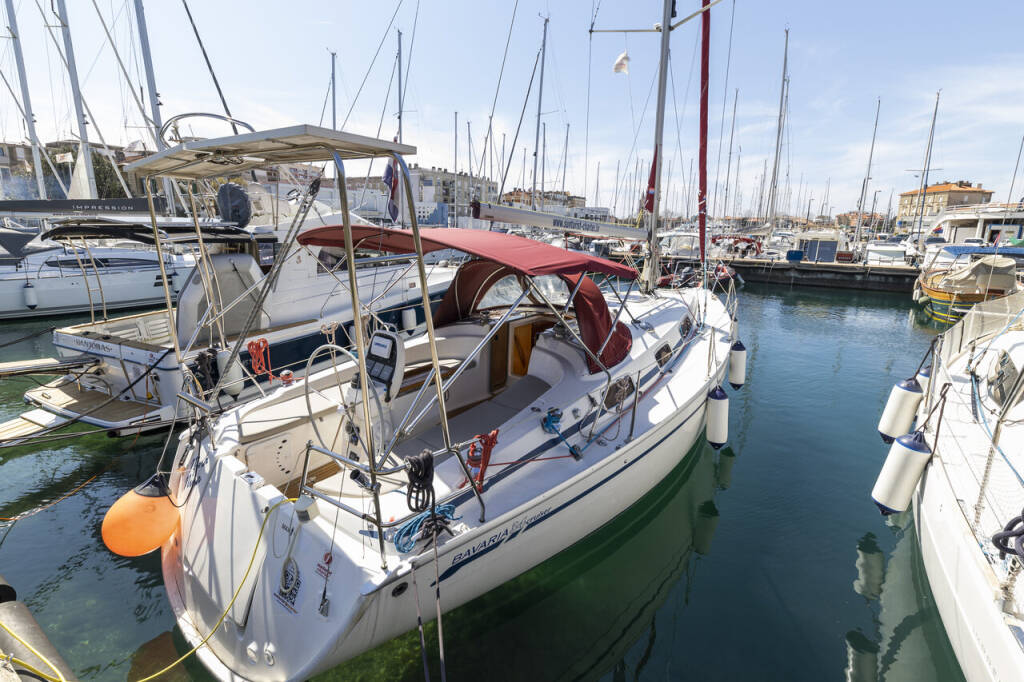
top-left (871, 290), bottom-right (1024, 681)
top-left (0, 237), bottom-right (196, 319)
top-left (148, 220), bottom-right (740, 680)
top-left (0, 131), bottom-right (459, 443)
top-left (864, 240), bottom-right (907, 266)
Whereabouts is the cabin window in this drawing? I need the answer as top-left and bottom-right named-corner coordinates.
top-left (988, 351), bottom-right (1020, 408)
top-left (680, 316), bottom-right (694, 339)
top-left (478, 275), bottom-right (524, 309)
top-left (531, 274), bottom-right (572, 307)
top-left (316, 247), bottom-right (345, 275)
top-left (604, 375), bottom-right (636, 410)
top-left (655, 344), bottom-right (673, 368)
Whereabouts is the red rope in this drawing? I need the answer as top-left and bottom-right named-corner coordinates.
top-left (247, 337), bottom-right (277, 381)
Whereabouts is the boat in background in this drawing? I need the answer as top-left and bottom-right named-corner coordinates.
top-left (914, 250), bottom-right (1021, 324)
top-left (0, 137), bottom-right (458, 443)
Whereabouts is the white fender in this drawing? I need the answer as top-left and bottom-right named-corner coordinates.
top-left (401, 307), bottom-right (417, 333)
top-left (706, 386), bottom-right (729, 449)
top-left (877, 378), bottom-right (922, 444)
top-left (729, 340), bottom-right (747, 389)
top-left (916, 363), bottom-right (932, 397)
top-left (871, 430), bottom-right (932, 515)
top-left (23, 282), bottom-right (37, 310)
top-left (216, 350), bottom-right (244, 397)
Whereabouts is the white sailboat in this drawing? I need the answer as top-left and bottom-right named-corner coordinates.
top-left (101, 2), bottom-right (746, 678)
top-left (871, 290), bottom-right (1024, 681)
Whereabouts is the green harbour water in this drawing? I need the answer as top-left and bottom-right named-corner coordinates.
top-left (0, 284), bottom-right (965, 681)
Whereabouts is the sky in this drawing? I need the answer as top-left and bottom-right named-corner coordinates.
top-left (3, 0), bottom-right (1024, 218)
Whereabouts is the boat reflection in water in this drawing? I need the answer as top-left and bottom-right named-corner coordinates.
top-left (845, 514), bottom-right (963, 682)
top-left (325, 441), bottom-right (730, 681)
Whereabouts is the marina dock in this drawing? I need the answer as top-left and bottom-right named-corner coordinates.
top-left (723, 257), bottom-right (919, 292)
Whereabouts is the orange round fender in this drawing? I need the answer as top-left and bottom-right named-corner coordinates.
top-left (101, 474), bottom-right (178, 557)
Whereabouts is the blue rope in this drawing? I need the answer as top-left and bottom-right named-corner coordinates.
top-left (542, 410), bottom-right (581, 459)
top-left (394, 504), bottom-right (461, 554)
top-left (971, 373), bottom-right (1024, 488)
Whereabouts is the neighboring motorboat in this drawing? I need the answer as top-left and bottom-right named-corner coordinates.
top-left (0, 229), bottom-right (197, 319)
top-left (871, 291), bottom-right (1024, 681)
top-left (0, 147), bottom-right (458, 443)
top-left (914, 252), bottom-right (1020, 324)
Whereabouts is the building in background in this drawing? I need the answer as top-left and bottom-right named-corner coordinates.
top-left (896, 180), bottom-right (993, 231)
top-left (346, 163), bottom-right (497, 225)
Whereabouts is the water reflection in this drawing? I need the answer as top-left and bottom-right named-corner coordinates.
top-left (326, 442), bottom-right (729, 682)
top-left (845, 514), bottom-right (964, 682)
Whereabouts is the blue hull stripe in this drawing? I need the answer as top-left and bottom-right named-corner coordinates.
top-left (435, 396), bottom-right (705, 583)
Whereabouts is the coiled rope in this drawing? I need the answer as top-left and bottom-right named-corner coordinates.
top-left (993, 508), bottom-right (1024, 560)
top-left (393, 504), bottom-right (460, 555)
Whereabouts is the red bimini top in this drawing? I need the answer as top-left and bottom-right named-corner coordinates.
top-left (297, 225), bottom-right (637, 280)
top-left (297, 225), bottom-right (635, 372)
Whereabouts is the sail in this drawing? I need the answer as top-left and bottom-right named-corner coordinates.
top-left (66, 144), bottom-right (92, 200)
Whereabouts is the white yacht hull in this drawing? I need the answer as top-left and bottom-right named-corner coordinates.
top-left (914, 456), bottom-right (1024, 682)
top-left (0, 264), bottom-right (191, 319)
top-left (161, 359), bottom-right (722, 680)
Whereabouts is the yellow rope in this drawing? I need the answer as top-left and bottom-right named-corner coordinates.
top-left (9, 656), bottom-right (61, 682)
top-left (0, 621), bottom-right (66, 682)
top-left (134, 497), bottom-right (296, 682)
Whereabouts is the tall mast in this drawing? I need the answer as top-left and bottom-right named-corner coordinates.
top-left (692, 0), bottom-right (711, 268)
top-left (854, 97), bottom-right (881, 247)
top-left (397, 30), bottom-right (403, 143)
top-left (135, 0), bottom-right (174, 212)
top-left (766, 29), bottom-right (788, 229)
top-left (55, 0), bottom-right (98, 198)
top-left (330, 50), bottom-right (337, 129)
top-left (915, 91), bottom-right (940, 251)
top-left (722, 89), bottom-right (738, 223)
top-left (4, 0), bottom-right (46, 198)
top-left (531, 17), bottom-right (548, 210)
top-left (541, 122), bottom-right (546, 210)
top-left (561, 123), bottom-right (569, 195)
top-left (453, 111), bottom-right (458, 226)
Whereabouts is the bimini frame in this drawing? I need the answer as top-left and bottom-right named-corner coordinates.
top-left (124, 124), bottom-right (483, 567)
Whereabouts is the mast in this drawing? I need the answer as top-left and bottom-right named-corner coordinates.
top-left (854, 97), bottom-right (881, 247)
top-left (693, 0), bottom-right (710, 267)
top-left (915, 91), bottom-right (940, 252)
top-left (135, 0), bottom-right (175, 212)
top-left (531, 17), bottom-right (548, 210)
top-left (55, 0), bottom-right (98, 199)
top-left (4, 0), bottom-right (46, 198)
top-left (561, 123), bottom-right (569, 195)
top-left (541, 122), bottom-right (546, 210)
top-left (330, 50), bottom-right (337, 129)
top-left (766, 29), bottom-right (789, 229)
top-left (722, 89), bottom-right (738, 224)
top-left (453, 111), bottom-right (458, 226)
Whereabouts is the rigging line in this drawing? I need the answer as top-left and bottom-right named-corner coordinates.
top-left (401, 0), bottom-right (420, 104)
top-left (318, 71), bottom-right (333, 127)
top-left (498, 48), bottom-right (541, 197)
top-left (359, 51), bottom-right (400, 200)
top-left (613, 67), bottom-right (658, 215)
top-left (711, 0), bottom-right (736, 219)
top-left (479, 0), bottom-right (520, 177)
top-left (342, 0), bottom-right (405, 130)
top-left (181, 0), bottom-right (238, 133)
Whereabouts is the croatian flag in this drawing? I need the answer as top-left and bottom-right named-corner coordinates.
top-left (383, 140), bottom-right (400, 221)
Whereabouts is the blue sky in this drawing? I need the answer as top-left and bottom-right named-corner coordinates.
top-left (4, 0), bottom-right (1024, 217)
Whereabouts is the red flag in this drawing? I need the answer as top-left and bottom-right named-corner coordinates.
top-left (644, 147), bottom-right (658, 213)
